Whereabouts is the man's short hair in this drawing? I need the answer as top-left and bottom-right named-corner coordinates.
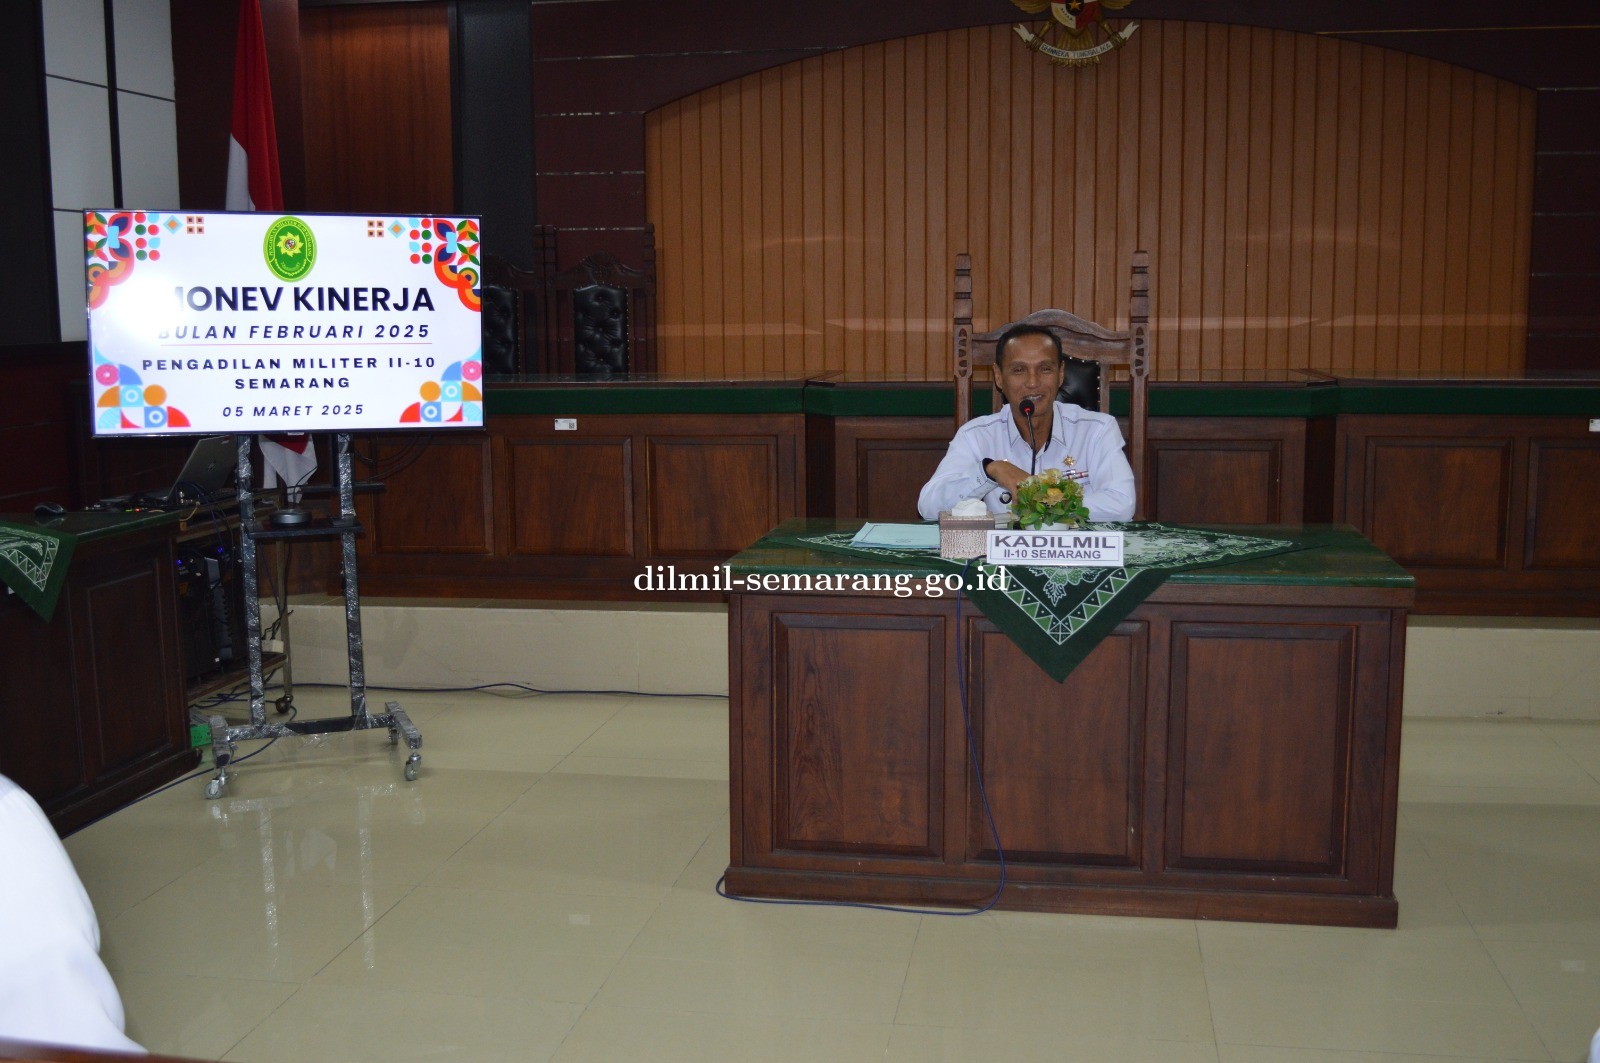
top-left (993, 324), bottom-right (1064, 368)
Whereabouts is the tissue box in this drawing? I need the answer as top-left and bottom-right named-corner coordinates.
top-left (939, 511), bottom-right (1008, 560)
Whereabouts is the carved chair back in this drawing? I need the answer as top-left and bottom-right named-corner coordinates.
top-left (534, 225), bottom-right (657, 377)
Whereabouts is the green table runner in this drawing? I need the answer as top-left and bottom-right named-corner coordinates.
top-left (0, 520), bottom-right (77, 622)
top-left (759, 522), bottom-right (1307, 681)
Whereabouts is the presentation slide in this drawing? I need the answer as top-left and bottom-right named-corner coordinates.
top-left (84, 210), bottom-right (483, 436)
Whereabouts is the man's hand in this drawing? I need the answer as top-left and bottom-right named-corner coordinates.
top-left (985, 459), bottom-right (1028, 493)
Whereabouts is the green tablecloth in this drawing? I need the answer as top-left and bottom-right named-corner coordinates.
top-left (754, 522), bottom-right (1313, 682)
top-left (0, 520), bottom-right (76, 622)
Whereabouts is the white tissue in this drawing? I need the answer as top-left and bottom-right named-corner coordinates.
top-left (951, 498), bottom-right (989, 518)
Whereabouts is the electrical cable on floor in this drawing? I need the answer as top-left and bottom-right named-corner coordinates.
top-left (191, 674), bottom-right (726, 721)
top-left (188, 668), bottom-right (281, 713)
top-left (715, 559), bottom-right (1008, 917)
top-left (162, 654), bottom-right (730, 826)
top-left (257, 534), bottom-right (291, 645)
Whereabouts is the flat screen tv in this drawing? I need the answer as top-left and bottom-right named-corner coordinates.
top-left (84, 210), bottom-right (484, 436)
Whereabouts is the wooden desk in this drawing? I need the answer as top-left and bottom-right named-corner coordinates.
top-left (724, 521), bottom-right (1414, 927)
top-left (0, 511), bottom-right (197, 833)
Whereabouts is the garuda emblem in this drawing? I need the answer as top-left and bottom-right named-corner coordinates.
top-left (1011, 0), bottom-right (1138, 67)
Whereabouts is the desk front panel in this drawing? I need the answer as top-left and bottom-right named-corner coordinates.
top-left (766, 610), bottom-right (946, 860)
top-left (727, 584), bottom-right (1406, 927)
top-left (0, 518), bottom-right (197, 833)
top-left (966, 619), bottom-right (1147, 869)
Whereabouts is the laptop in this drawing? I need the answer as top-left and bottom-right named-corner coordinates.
top-left (161, 435), bottom-right (237, 504)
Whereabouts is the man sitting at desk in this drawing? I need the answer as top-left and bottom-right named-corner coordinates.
top-left (918, 324), bottom-right (1136, 522)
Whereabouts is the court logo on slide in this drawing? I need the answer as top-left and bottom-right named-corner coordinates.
top-left (263, 216), bottom-right (317, 282)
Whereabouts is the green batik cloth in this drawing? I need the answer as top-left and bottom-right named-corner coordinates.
top-left (0, 520), bottom-right (77, 622)
top-left (761, 522), bottom-right (1307, 682)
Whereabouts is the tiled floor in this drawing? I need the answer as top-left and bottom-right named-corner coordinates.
top-left (64, 690), bottom-right (1600, 1062)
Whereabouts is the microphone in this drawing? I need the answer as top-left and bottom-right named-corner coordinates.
top-left (1019, 399), bottom-right (1038, 476)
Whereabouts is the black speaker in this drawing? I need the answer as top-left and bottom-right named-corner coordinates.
top-left (174, 540), bottom-right (247, 684)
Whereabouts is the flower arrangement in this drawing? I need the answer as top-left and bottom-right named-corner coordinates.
top-left (1011, 467), bottom-right (1090, 530)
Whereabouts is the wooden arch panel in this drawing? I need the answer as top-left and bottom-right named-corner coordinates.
top-left (644, 21), bottom-right (1534, 380)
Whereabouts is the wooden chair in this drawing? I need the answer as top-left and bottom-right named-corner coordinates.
top-left (480, 252), bottom-right (539, 375)
top-left (953, 250), bottom-right (1152, 519)
top-left (532, 225), bottom-right (657, 377)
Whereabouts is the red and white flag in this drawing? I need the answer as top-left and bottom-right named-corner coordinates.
top-left (260, 435), bottom-right (317, 497)
top-left (224, 0), bottom-right (282, 212)
top-left (225, 0), bottom-right (305, 490)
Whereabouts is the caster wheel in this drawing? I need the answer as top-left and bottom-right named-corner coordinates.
top-left (204, 779), bottom-right (225, 800)
top-left (404, 755), bottom-right (420, 782)
top-left (274, 696), bottom-right (292, 715)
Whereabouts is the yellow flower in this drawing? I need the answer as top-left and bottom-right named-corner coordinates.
top-left (1042, 468), bottom-right (1062, 485)
top-left (1042, 487), bottom-right (1065, 505)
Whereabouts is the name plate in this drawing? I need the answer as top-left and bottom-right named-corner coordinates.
top-left (986, 529), bottom-right (1125, 567)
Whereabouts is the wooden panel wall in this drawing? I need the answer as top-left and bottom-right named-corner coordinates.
top-left (1334, 414), bottom-right (1600, 613)
top-left (645, 22), bottom-right (1535, 381)
top-left (299, 3), bottom-right (454, 214)
top-left (353, 411), bottom-right (806, 601)
top-left (1528, 90), bottom-right (1600, 374)
top-left (0, 347), bottom-right (80, 509)
top-left (1147, 419), bottom-right (1309, 525)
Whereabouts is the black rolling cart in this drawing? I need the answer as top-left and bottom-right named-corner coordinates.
top-left (204, 433), bottom-right (421, 798)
